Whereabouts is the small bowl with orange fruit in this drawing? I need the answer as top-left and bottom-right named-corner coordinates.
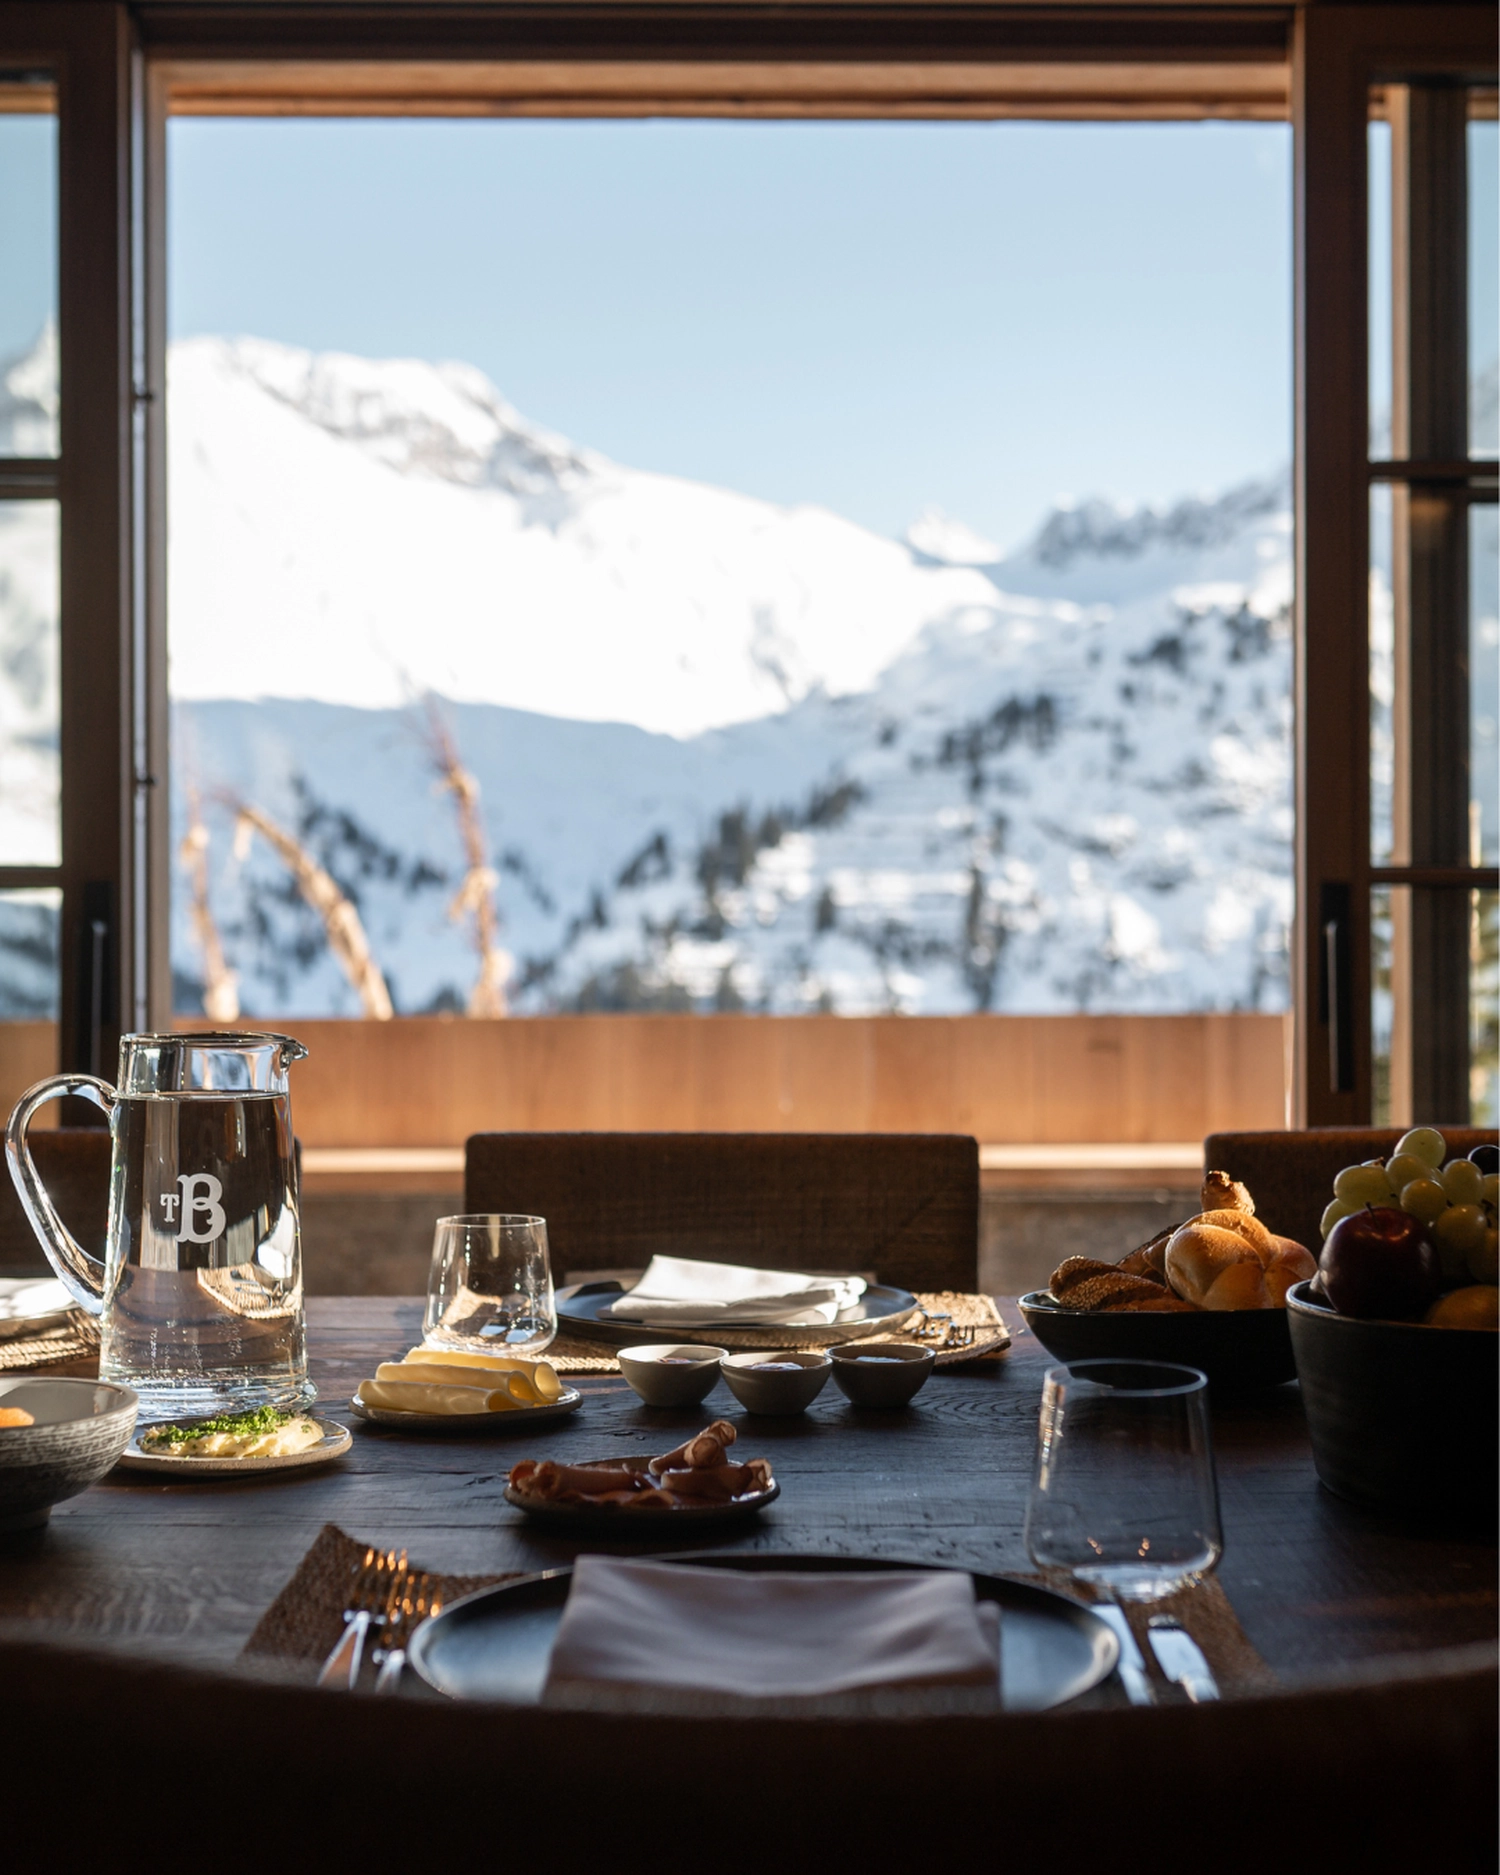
top-left (0, 1376), bottom-right (138, 1533)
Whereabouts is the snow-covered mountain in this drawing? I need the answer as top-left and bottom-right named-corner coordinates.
top-left (0, 329), bottom-right (1297, 1018)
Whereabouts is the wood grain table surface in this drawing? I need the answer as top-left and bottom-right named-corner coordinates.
top-left (0, 1296), bottom-right (1493, 1677)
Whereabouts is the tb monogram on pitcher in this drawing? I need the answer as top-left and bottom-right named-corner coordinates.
top-left (159, 1174), bottom-right (227, 1241)
top-left (5, 1032), bottom-right (313, 1420)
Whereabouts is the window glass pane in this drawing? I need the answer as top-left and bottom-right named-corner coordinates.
top-left (1369, 484), bottom-right (1394, 864)
top-left (1369, 114), bottom-right (1392, 458)
top-left (1372, 884), bottom-right (1498, 1126)
top-left (1473, 888), bottom-right (1498, 1125)
top-left (1371, 885), bottom-right (1393, 1125)
top-left (0, 886), bottom-right (58, 1018)
top-left (0, 499), bottom-right (59, 865)
top-left (1473, 502), bottom-right (1499, 867)
top-left (168, 117), bottom-right (1293, 1023)
top-left (0, 79), bottom-right (57, 458)
top-left (1469, 101), bottom-right (1498, 457)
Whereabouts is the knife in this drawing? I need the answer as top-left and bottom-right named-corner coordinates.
top-left (1146, 1616), bottom-right (1220, 1702)
top-left (1091, 1601), bottom-right (1156, 1706)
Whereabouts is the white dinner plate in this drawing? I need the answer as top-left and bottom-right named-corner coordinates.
top-left (117, 1418), bottom-right (352, 1475)
top-left (0, 1277), bottom-right (76, 1343)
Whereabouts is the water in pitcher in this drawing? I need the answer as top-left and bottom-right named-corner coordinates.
top-left (102, 1091), bottom-right (312, 1418)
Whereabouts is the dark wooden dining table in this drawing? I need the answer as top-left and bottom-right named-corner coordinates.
top-left (0, 1295), bottom-right (1494, 1679)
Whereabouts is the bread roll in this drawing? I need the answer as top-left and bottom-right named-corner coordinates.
top-left (1201, 1170), bottom-right (1255, 1215)
top-left (1165, 1210), bottom-right (1315, 1310)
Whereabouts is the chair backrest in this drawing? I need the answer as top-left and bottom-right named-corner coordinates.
top-left (0, 1127), bottom-right (112, 1274)
top-left (1203, 1126), bottom-right (1498, 1252)
top-left (0, 1634), bottom-right (1493, 1873)
top-left (465, 1132), bottom-right (979, 1292)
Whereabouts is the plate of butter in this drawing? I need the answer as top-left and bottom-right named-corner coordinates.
top-left (351, 1347), bottom-right (583, 1433)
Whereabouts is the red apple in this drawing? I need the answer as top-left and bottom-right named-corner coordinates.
top-left (1320, 1205), bottom-right (1441, 1320)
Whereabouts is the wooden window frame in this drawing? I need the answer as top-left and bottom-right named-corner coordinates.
top-left (2, 2), bottom-right (1495, 1122)
top-left (1293, 6), bottom-right (1497, 1125)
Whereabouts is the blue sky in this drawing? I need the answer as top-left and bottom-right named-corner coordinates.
top-left (163, 117), bottom-right (1293, 550)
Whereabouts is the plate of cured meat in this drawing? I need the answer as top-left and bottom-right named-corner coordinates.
top-left (504, 1419), bottom-right (778, 1529)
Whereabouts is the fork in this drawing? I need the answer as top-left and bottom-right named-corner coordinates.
top-left (317, 1547), bottom-right (405, 1691)
top-left (372, 1571), bottom-right (442, 1695)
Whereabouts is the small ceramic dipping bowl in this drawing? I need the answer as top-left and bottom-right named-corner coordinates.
top-left (0, 1376), bottom-right (139, 1533)
top-left (720, 1349), bottom-right (832, 1416)
top-left (831, 1341), bottom-right (936, 1408)
top-left (617, 1344), bottom-right (729, 1407)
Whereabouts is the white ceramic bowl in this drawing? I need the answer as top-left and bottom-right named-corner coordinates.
top-left (720, 1349), bottom-right (832, 1415)
top-left (617, 1344), bottom-right (728, 1407)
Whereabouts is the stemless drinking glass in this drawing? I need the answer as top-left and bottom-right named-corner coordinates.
top-left (1023, 1360), bottom-right (1223, 1602)
top-left (423, 1214), bottom-right (556, 1355)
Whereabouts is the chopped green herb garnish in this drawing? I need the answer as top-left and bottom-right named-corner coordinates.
top-left (142, 1404), bottom-right (295, 1448)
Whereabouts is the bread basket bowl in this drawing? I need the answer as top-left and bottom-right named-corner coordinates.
top-left (1018, 1291), bottom-right (1297, 1394)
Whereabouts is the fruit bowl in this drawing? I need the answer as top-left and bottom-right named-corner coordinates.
top-left (1286, 1280), bottom-right (1498, 1522)
top-left (1018, 1292), bottom-right (1297, 1394)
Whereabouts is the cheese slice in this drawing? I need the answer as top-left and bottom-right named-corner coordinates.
top-left (358, 1379), bottom-right (520, 1415)
top-left (402, 1346), bottom-right (564, 1403)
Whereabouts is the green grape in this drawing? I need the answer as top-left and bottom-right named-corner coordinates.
top-left (1482, 1174), bottom-right (1499, 1211)
top-left (1385, 1153), bottom-right (1430, 1192)
top-left (1333, 1163), bottom-right (1392, 1205)
top-left (1393, 1126), bottom-right (1446, 1168)
top-left (1320, 1197), bottom-right (1356, 1238)
top-left (1469, 1228), bottom-right (1500, 1286)
top-left (1399, 1177), bottom-right (1448, 1225)
top-left (1433, 1203), bottom-right (1487, 1253)
top-left (1441, 1158), bottom-right (1484, 1205)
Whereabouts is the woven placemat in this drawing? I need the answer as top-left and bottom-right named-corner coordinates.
top-left (546, 1290), bottom-right (1009, 1376)
top-left (1022, 1567), bottom-right (1278, 1700)
top-left (246, 1522), bottom-right (1271, 1709)
top-left (0, 1309), bottom-right (99, 1374)
top-left (243, 1522), bottom-right (521, 1669)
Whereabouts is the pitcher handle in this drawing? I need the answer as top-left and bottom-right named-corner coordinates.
top-left (4, 1074), bottom-right (115, 1316)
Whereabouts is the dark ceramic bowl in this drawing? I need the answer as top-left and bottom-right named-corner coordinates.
top-left (1286, 1280), bottom-right (1498, 1521)
top-left (1018, 1291), bottom-right (1297, 1394)
top-left (0, 1376), bottom-right (139, 1532)
top-left (830, 1341), bottom-right (935, 1407)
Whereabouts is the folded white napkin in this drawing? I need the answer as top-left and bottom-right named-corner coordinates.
top-left (542, 1557), bottom-right (1000, 1706)
top-left (605, 1254), bottom-right (866, 1327)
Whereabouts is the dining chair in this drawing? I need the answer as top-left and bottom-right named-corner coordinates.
top-left (464, 1132), bottom-right (980, 1293)
top-left (1202, 1126), bottom-right (1497, 1253)
top-left (0, 1126), bottom-right (112, 1275)
top-left (0, 1634), bottom-right (1492, 1873)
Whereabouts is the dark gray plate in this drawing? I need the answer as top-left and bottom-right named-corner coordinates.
top-left (350, 1387), bottom-right (583, 1434)
top-left (504, 1452), bottom-right (779, 1529)
top-left (409, 1553), bottom-right (1117, 1713)
top-left (557, 1280), bottom-right (920, 1349)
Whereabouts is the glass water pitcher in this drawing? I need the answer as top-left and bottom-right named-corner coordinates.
top-left (5, 1032), bottom-right (314, 1421)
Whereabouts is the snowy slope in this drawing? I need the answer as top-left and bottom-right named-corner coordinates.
top-left (0, 328), bottom-right (1295, 1018)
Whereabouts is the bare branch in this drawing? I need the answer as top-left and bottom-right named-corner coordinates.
top-left (178, 783), bottom-right (240, 1024)
top-left (226, 797), bottom-right (394, 1021)
top-left (417, 696), bottom-right (512, 1017)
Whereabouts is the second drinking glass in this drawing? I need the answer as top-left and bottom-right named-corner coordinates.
top-left (1023, 1358), bottom-right (1222, 1601)
top-left (423, 1214), bottom-right (556, 1355)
